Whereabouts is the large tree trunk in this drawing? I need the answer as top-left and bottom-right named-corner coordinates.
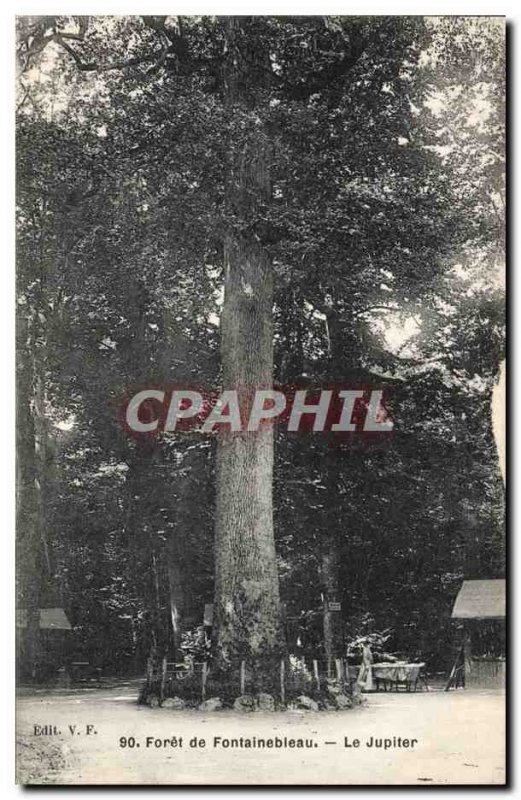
top-left (321, 548), bottom-right (343, 670)
top-left (213, 18), bottom-right (285, 662)
top-left (16, 307), bottom-right (54, 680)
top-left (16, 334), bottom-right (42, 680)
top-left (214, 236), bottom-right (284, 659)
top-left (124, 441), bottom-right (172, 662)
top-left (166, 440), bottom-right (214, 660)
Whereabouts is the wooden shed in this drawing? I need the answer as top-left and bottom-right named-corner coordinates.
top-left (450, 580), bottom-right (506, 688)
top-left (17, 607), bottom-right (73, 682)
top-left (17, 608), bottom-right (72, 631)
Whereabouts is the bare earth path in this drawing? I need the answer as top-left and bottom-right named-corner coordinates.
top-left (16, 683), bottom-right (505, 785)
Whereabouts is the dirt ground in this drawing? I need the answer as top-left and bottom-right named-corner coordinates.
top-left (16, 682), bottom-right (506, 786)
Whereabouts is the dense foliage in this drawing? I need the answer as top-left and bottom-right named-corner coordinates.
top-left (16, 15), bottom-right (504, 678)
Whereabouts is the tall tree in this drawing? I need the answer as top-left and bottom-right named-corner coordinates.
top-left (214, 18), bottom-right (284, 662)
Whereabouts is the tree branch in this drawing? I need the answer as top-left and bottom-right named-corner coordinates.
top-left (353, 306), bottom-right (400, 317)
top-left (53, 34), bottom-right (158, 72)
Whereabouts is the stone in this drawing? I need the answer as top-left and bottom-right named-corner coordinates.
top-left (161, 696), bottom-right (186, 710)
top-left (233, 694), bottom-right (256, 712)
top-left (256, 693), bottom-right (275, 711)
top-left (351, 684), bottom-right (365, 705)
top-left (322, 700), bottom-right (338, 711)
top-left (326, 680), bottom-right (341, 696)
top-left (334, 693), bottom-right (353, 710)
top-left (147, 694), bottom-right (160, 707)
top-left (199, 697), bottom-right (223, 712)
top-left (295, 695), bottom-right (319, 711)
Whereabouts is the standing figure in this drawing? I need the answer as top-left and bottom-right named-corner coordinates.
top-left (357, 643), bottom-right (374, 691)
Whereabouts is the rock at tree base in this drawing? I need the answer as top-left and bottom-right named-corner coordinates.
top-left (296, 695), bottom-right (319, 711)
top-left (323, 701), bottom-right (337, 711)
top-left (351, 684), bottom-right (366, 705)
top-left (147, 695), bottom-right (160, 708)
top-left (199, 697), bottom-right (223, 711)
top-left (334, 693), bottom-right (353, 710)
top-left (161, 697), bottom-right (186, 710)
top-left (233, 694), bottom-right (256, 712)
top-left (326, 679), bottom-right (341, 696)
top-left (256, 693), bottom-right (275, 711)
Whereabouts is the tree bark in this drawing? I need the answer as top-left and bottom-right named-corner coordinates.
top-left (16, 330), bottom-right (42, 679)
top-left (214, 236), bottom-right (284, 659)
top-left (213, 18), bottom-right (285, 661)
top-left (16, 307), bottom-right (55, 679)
top-left (321, 549), bottom-right (342, 666)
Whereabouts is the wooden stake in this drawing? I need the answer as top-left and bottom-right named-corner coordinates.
top-left (240, 660), bottom-right (246, 695)
top-left (335, 658), bottom-right (343, 682)
top-left (313, 659), bottom-right (320, 691)
top-left (146, 656), bottom-right (154, 691)
top-left (160, 656), bottom-right (167, 701)
top-left (201, 661), bottom-right (207, 701)
top-left (280, 659), bottom-right (285, 704)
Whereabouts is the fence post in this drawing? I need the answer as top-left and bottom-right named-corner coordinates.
top-left (146, 656), bottom-right (154, 692)
top-left (280, 659), bottom-right (285, 705)
top-left (201, 661), bottom-right (207, 701)
top-left (160, 656), bottom-right (167, 701)
top-left (313, 659), bottom-right (320, 691)
top-left (240, 660), bottom-right (246, 695)
top-left (335, 658), bottom-right (343, 683)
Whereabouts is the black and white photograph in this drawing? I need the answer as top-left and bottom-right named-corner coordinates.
top-left (14, 11), bottom-right (506, 785)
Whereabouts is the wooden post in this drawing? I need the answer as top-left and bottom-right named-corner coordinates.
top-left (463, 630), bottom-right (472, 688)
top-left (335, 658), bottom-right (343, 683)
top-left (201, 661), bottom-right (207, 701)
top-left (160, 656), bottom-right (167, 701)
top-left (280, 660), bottom-right (285, 705)
top-left (146, 656), bottom-right (154, 692)
top-left (313, 659), bottom-right (320, 691)
top-left (240, 660), bottom-right (246, 695)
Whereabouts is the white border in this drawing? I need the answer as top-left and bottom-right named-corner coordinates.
top-left (1, 2), bottom-right (518, 13)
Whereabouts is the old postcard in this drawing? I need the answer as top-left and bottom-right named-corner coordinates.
top-left (15, 13), bottom-right (506, 785)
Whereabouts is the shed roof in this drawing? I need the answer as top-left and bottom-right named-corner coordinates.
top-left (16, 608), bottom-right (72, 630)
top-left (451, 579), bottom-right (506, 619)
